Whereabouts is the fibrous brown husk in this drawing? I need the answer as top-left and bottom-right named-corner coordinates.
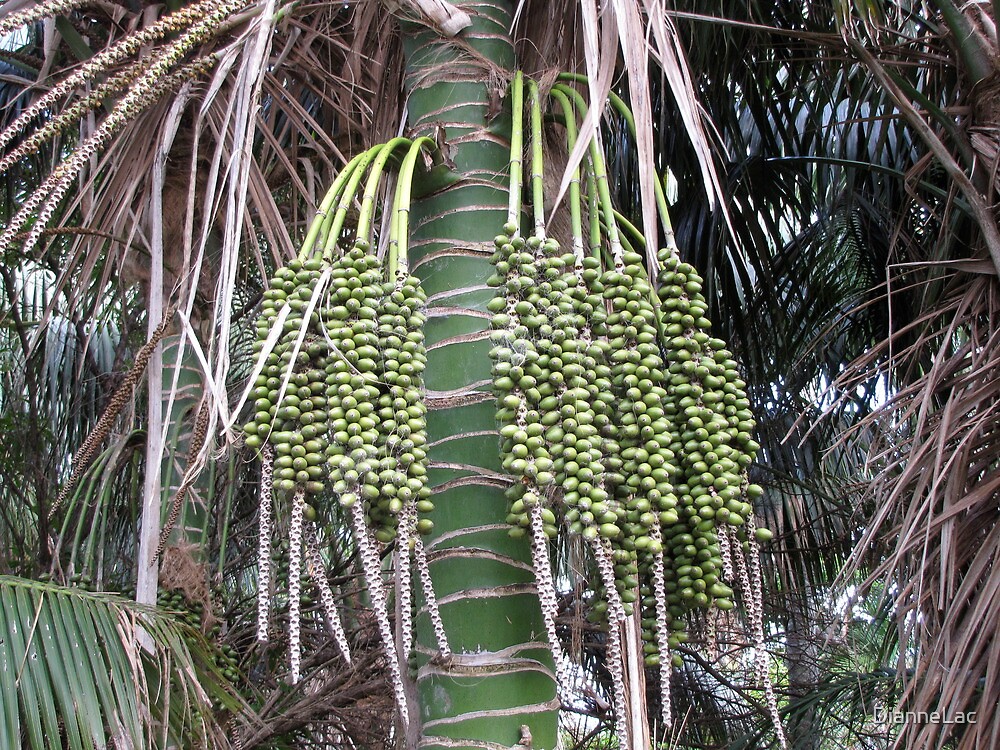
top-left (159, 541), bottom-right (218, 631)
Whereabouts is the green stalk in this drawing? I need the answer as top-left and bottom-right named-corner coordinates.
top-left (167, 408), bottom-right (192, 537)
top-left (527, 79), bottom-right (545, 239)
top-left (82, 482), bottom-right (109, 579)
top-left (197, 461), bottom-right (216, 544)
top-left (586, 154), bottom-right (602, 259)
top-left (548, 87), bottom-right (585, 259)
top-left (391, 136), bottom-right (436, 276)
top-left (590, 132), bottom-right (623, 262)
top-left (355, 136), bottom-right (412, 246)
top-left (128, 446), bottom-right (141, 549)
top-left (927, 0), bottom-right (994, 85)
top-left (613, 208), bottom-right (644, 251)
top-left (81, 477), bottom-right (107, 576)
top-left (159, 338), bottom-right (206, 549)
top-left (59, 453), bottom-right (106, 549)
top-left (82, 470), bottom-right (116, 579)
top-left (553, 83), bottom-right (622, 262)
top-left (216, 453), bottom-right (237, 580)
top-left (299, 149), bottom-right (370, 259)
top-left (507, 71), bottom-right (525, 230)
top-left (322, 145), bottom-right (388, 258)
top-left (65, 454), bottom-right (110, 574)
top-left (559, 73), bottom-right (678, 253)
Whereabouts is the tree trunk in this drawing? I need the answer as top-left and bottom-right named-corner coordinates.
top-left (785, 597), bottom-right (819, 750)
top-left (401, 2), bottom-right (560, 747)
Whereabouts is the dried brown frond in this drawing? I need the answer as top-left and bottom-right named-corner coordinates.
top-left (837, 260), bottom-right (1000, 750)
top-left (159, 541), bottom-right (218, 631)
top-left (237, 627), bottom-right (396, 749)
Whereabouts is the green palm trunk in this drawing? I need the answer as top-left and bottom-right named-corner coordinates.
top-left (401, 3), bottom-right (559, 747)
top-left (158, 336), bottom-right (210, 545)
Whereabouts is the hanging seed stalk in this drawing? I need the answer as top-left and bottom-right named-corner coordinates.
top-left (256, 444), bottom-right (275, 641)
top-left (306, 532), bottom-right (352, 664)
top-left (349, 501), bottom-right (410, 728)
top-left (287, 489), bottom-right (306, 682)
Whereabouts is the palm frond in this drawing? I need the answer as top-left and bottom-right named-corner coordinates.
top-left (0, 575), bottom-right (238, 750)
top-left (836, 263), bottom-right (1000, 749)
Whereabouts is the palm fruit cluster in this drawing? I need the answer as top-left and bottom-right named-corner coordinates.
top-left (370, 270), bottom-right (432, 542)
top-left (642, 248), bottom-right (774, 656)
top-left (242, 138), bottom-right (447, 700)
top-left (597, 250), bottom-right (680, 620)
top-left (156, 588), bottom-right (241, 683)
top-left (487, 231), bottom-right (774, 670)
top-left (242, 243), bottom-right (431, 539)
top-left (244, 256), bottom-right (330, 511)
top-left (487, 228), bottom-right (620, 545)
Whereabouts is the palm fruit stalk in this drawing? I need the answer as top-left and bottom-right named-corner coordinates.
top-left (241, 137), bottom-right (439, 707)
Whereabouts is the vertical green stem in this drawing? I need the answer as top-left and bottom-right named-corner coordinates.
top-left (392, 136), bottom-right (436, 276)
top-left (507, 71), bottom-right (524, 230)
top-left (558, 74), bottom-right (678, 255)
top-left (553, 83), bottom-right (614, 261)
top-left (216, 452), bottom-right (237, 579)
top-left (527, 79), bottom-right (545, 239)
top-left (586, 157), bottom-right (602, 259)
top-left (548, 88), bottom-right (585, 258)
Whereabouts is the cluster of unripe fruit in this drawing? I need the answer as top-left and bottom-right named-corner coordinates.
top-left (236, 80), bottom-right (773, 731)
top-left (487, 221), bottom-right (773, 667)
top-left (242, 242), bottom-right (432, 542)
top-left (156, 587), bottom-right (240, 684)
top-left (488, 232), bottom-right (618, 543)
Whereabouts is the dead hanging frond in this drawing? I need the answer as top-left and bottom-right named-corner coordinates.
top-left (235, 644), bottom-right (397, 750)
top-left (50, 307), bottom-right (176, 519)
top-left (836, 262), bottom-right (1000, 750)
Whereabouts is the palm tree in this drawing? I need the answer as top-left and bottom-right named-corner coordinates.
top-left (0, 1), bottom-right (784, 747)
top-left (2, 1), bottom-right (998, 749)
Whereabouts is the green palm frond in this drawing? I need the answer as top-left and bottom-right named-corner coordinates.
top-left (0, 575), bottom-right (239, 750)
top-left (733, 588), bottom-right (905, 749)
